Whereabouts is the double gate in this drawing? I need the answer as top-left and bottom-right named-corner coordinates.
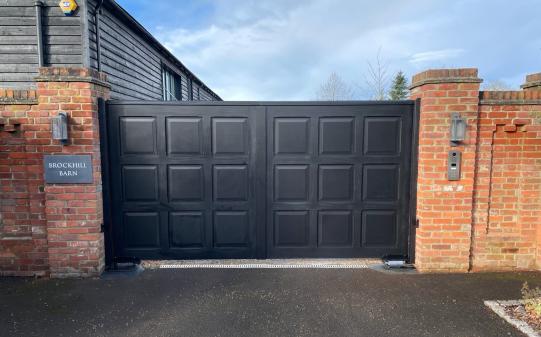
top-left (101, 101), bottom-right (418, 261)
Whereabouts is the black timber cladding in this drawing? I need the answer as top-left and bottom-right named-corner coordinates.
top-left (0, 0), bottom-right (84, 87)
top-left (104, 101), bottom-right (416, 260)
top-left (0, 0), bottom-right (220, 101)
top-left (86, 0), bottom-right (220, 101)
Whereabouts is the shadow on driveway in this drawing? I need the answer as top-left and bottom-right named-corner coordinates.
top-left (1, 268), bottom-right (540, 337)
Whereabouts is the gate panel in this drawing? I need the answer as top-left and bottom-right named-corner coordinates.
top-left (104, 102), bottom-right (415, 261)
top-left (266, 104), bottom-right (414, 258)
top-left (106, 103), bottom-right (265, 259)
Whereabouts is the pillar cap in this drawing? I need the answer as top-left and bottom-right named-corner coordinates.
top-left (35, 67), bottom-right (110, 88)
top-left (521, 72), bottom-right (541, 90)
top-left (410, 68), bottom-right (482, 89)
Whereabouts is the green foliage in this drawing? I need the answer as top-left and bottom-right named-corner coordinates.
top-left (522, 282), bottom-right (541, 318)
top-left (389, 71), bottom-right (409, 100)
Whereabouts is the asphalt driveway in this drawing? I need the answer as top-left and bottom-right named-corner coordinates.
top-left (1, 267), bottom-right (540, 337)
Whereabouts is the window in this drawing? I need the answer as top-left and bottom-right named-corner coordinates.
top-left (162, 66), bottom-right (181, 101)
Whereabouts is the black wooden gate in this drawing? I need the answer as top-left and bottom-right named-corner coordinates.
top-left (101, 101), bottom-right (418, 262)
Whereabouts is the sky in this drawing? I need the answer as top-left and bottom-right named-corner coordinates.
top-left (116, 0), bottom-right (541, 101)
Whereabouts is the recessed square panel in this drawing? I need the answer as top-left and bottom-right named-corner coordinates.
top-left (274, 165), bottom-right (309, 201)
top-left (212, 118), bottom-right (247, 155)
top-left (168, 165), bottom-right (204, 202)
top-left (319, 165), bottom-right (353, 201)
top-left (214, 211), bottom-right (249, 247)
top-left (124, 212), bottom-right (159, 248)
top-left (120, 117), bottom-right (157, 155)
top-left (319, 118), bottom-right (354, 154)
top-left (213, 165), bottom-right (248, 201)
top-left (170, 212), bottom-right (205, 248)
top-left (362, 165), bottom-right (399, 201)
top-left (122, 165), bottom-right (158, 202)
top-left (363, 117), bottom-right (401, 155)
top-left (166, 117), bottom-right (202, 155)
top-left (274, 211), bottom-right (309, 247)
top-left (274, 118), bottom-right (310, 154)
top-left (362, 210), bottom-right (397, 247)
top-left (318, 211), bottom-right (353, 247)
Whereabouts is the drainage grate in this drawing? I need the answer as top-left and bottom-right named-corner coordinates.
top-left (159, 263), bottom-right (370, 269)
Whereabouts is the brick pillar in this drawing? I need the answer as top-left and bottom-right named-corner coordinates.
top-left (410, 69), bottom-right (482, 272)
top-left (35, 67), bottom-right (110, 277)
top-left (521, 73), bottom-right (541, 91)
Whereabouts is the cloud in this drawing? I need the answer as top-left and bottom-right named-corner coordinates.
top-left (119, 0), bottom-right (541, 100)
top-left (409, 49), bottom-right (465, 64)
top-left (155, 0), bottom-right (434, 100)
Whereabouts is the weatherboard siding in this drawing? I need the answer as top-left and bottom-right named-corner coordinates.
top-left (0, 0), bottom-right (84, 87)
top-left (86, 0), bottom-right (218, 101)
top-left (87, 0), bottom-right (162, 100)
top-left (0, 0), bottom-right (218, 99)
top-left (0, 1), bottom-right (38, 86)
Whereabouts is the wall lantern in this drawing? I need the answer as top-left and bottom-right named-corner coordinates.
top-left (59, 0), bottom-right (78, 16)
top-left (450, 112), bottom-right (466, 146)
top-left (51, 112), bottom-right (69, 144)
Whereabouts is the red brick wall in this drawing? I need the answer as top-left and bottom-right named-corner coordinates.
top-left (0, 89), bottom-right (48, 277)
top-left (411, 69), bottom-right (541, 272)
top-left (0, 68), bottom-right (109, 277)
top-left (1, 67), bottom-right (540, 276)
top-left (471, 91), bottom-right (541, 271)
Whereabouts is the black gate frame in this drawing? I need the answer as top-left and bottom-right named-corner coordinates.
top-left (98, 100), bottom-right (420, 267)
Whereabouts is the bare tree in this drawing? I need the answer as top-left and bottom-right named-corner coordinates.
top-left (316, 72), bottom-right (354, 101)
top-left (365, 48), bottom-right (390, 100)
top-left (483, 80), bottom-right (512, 91)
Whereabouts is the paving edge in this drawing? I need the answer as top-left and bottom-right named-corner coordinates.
top-left (484, 300), bottom-right (540, 337)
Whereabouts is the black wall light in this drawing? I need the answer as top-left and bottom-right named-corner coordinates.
top-left (450, 112), bottom-right (466, 146)
top-left (51, 111), bottom-right (69, 144)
